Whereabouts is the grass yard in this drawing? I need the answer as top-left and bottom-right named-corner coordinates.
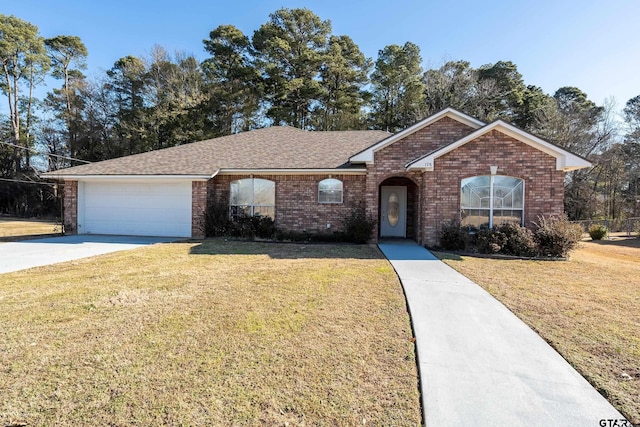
top-left (0, 217), bottom-right (60, 241)
top-left (436, 238), bottom-right (640, 424)
top-left (0, 240), bottom-right (421, 426)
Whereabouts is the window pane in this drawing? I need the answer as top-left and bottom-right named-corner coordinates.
top-left (493, 176), bottom-right (523, 209)
top-left (461, 176), bottom-right (490, 209)
top-left (461, 175), bottom-right (524, 227)
top-left (253, 179), bottom-right (275, 206)
top-left (230, 179), bottom-right (253, 205)
top-left (461, 209), bottom-right (490, 228)
top-left (230, 178), bottom-right (275, 220)
top-left (254, 206), bottom-right (275, 219)
top-left (494, 210), bottom-right (523, 225)
top-left (318, 178), bottom-right (343, 204)
top-left (230, 205), bottom-right (252, 219)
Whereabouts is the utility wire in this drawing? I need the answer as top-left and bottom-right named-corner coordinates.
top-left (0, 140), bottom-right (92, 164)
top-left (0, 177), bottom-right (55, 186)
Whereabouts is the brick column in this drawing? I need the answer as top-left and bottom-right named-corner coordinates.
top-left (63, 180), bottom-right (78, 234)
top-left (192, 181), bottom-right (207, 238)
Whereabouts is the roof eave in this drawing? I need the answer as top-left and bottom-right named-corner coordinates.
top-left (217, 168), bottom-right (367, 175)
top-left (42, 174), bottom-right (214, 181)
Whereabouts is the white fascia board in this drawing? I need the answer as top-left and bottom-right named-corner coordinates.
top-left (217, 168), bottom-right (367, 175)
top-left (407, 121), bottom-right (592, 172)
top-left (44, 174), bottom-right (213, 181)
top-left (349, 108), bottom-right (485, 164)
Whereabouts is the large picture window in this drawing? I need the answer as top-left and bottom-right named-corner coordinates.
top-left (461, 175), bottom-right (524, 228)
top-left (318, 178), bottom-right (343, 204)
top-left (230, 178), bottom-right (275, 220)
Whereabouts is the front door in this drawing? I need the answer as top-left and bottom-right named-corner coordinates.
top-left (380, 186), bottom-right (407, 237)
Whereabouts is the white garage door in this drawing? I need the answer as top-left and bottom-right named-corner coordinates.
top-left (79, 180), bottom-right (192, 237)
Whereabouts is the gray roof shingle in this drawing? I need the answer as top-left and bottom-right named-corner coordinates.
top-left (44, 126), bottom-right (390, 177)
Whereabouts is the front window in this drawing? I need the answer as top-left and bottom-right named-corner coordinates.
top-left (230, 178), bottom-right (275, 220)
top-left (318, 178), bottom-right (343, 204)
top-left (461, 175), bottom-right (524, 229)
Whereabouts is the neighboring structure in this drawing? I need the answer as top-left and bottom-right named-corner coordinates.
top-left (44, 108), bottom-right (591, 246)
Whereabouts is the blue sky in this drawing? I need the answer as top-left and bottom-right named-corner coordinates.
top-left (5, 0), bottom-right (640, 113)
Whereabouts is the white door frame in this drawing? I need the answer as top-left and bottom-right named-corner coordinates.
top-left (380, 186), bottom-right (407, 238)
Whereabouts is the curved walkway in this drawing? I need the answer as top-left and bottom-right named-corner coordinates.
top-left (378, 240), bottom-right (626, 427)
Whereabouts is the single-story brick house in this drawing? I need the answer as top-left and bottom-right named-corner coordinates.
top-left (44, 108), bottom-right (590, 246)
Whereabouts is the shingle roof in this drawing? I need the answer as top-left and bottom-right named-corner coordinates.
top-left (44, 126), bottom-right (391, 177)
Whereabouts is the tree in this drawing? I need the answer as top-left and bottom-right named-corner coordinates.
top-left (476, 60), bottom-right (526, 123)
top-left (105, 55), bottom-right (148, 155)
top-left (535, 87), bottom-right (610, 157)
top-left (622, 95), bottom-right (640, 216)
top-left (311, 35), bottom-right (371, 130)
top-left (144, 46), bottom-right (209, 148)
top-left (0, 14), bottom-right (50, 173)
top-left (44, 35), bottom-right (88, 165)
top-left (516, 85), bottom-right (552, 130)
top-left (370, 42), bottom-right (425, 132)
top-left (253, 8), bottom-right (331, 128)
top-left (533, 88), bottom-right (616, 220)
top-left (422, 60), bottom-right (477, 116)
top-left (202, 25), bottom-right (261, 135)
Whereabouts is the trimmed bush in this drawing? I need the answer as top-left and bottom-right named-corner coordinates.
top-left (533, 215), bottom-right (583, 257)
top-left (439, 220), bottom-right (467, 251)
top-left (475, 223), bottom-right (537, 256)
top-left (588, 224), bottom-right (608, 240)
top-left (499, 223), bottom-right (537, 256)
top-left (342, 204), bottom-right (376, 244)
top-left (204, 192), bottom-right (275, 240)
top-left (475, 226), bottom-right (505, 254)
top-left (228, 216), bottom-right (276, 239)
top-left (204, 193), bottom-right (232, 237)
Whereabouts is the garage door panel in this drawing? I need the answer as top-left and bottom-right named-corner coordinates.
top-left (81, 181), bottom-right (192, 237)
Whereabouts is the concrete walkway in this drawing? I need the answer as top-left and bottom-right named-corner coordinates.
top-left (0, 235), bottom-right (176, 274)
top-left (378, 240), bottom-right (626, 427)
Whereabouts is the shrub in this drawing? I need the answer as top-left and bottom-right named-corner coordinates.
top-left (204, 193), bottom-right (232, 237)
top-left (228, 216), bottom-right (276, 239)
top-left (588, 224), bottom-right (608, 240)
top-left (474, 223), bottom-right (538, 256)
top-left (204, 192), bottom-right (275, 240)
top-left (533, 215), bottom-right (583, 257)
top-left (475, 226), bottom-right (504, 254)
top-left (342, 204), bottom-right (376, 244)
top-left (439, 220), bottom-right (467, 251)
top-left (497, 223), bottom-right (537, 256)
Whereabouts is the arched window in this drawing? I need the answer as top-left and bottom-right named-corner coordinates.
top-left (318, 178), bottom-right (343, 204)
top-left (461, 175), bottom-right (524, 228)
top-left (230, 178), bottom-right (275, 219)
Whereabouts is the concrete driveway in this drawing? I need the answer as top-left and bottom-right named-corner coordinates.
top-left (0, 235), bottom-right (177, 274)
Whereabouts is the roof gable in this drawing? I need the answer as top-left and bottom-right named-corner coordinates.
top-left (406, 120), bottom-right (592, 172)
top-left (349, 108), bottom-right (485, 164)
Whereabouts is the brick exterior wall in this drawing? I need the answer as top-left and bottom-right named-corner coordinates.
top-left (365, 117), bottom-right (477, 243)
top-left (60, 117), bottom-right (566, 243)
top-left (421, 130), bottom-right (564, 246)
top-left (63, 180), bottom-right (78, 234)
top-left (192, 181), bottom-right (207, 238)
top-left (208, 174), bottom-right (366, 235)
